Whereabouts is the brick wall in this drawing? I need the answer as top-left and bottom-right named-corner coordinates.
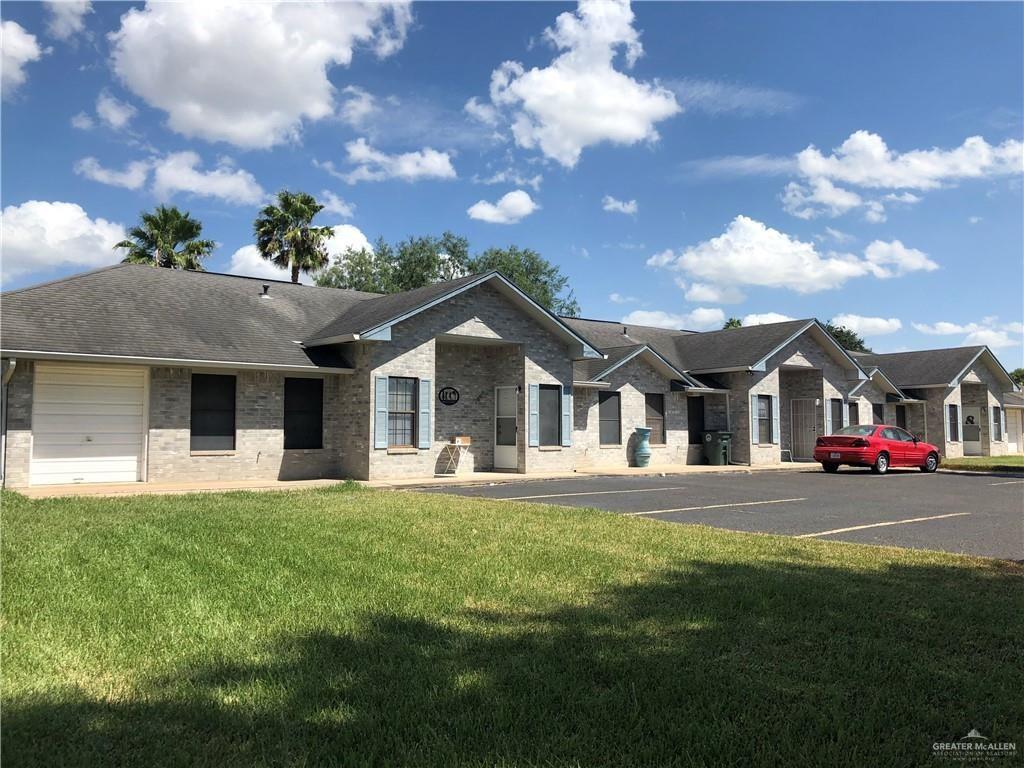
top-left (2, 360), bottom-right (34, 487)
top-left (147, 367), bottom-right (344, 482)
top-left (572, 355), bottom-right (688, 467)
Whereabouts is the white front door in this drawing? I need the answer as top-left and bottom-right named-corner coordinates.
top-left (494, 386), bottom-right (518, 470)
top-left (963, 406), bottom-right (982, 456)
top-left (31, 363), bottom-right (147, 485)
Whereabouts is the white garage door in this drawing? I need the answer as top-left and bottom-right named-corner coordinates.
top-left (31, 363), bottom-right (147, 485)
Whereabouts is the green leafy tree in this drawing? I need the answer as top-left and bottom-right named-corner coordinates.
top-left (315, 232), bottom-right (468, 293)
top-left (1010, 368), bottom-right (1024, 388)
top-left (468, 245), bottom-right (580, 316)
top-left (723, 317), bottom-right (743, 329)
top-left (114, 205), bottom-right (214, 270)
top-left (823, 321), bottom-right (871, 353)
top-left (254, 191), bottom-right (334, 284)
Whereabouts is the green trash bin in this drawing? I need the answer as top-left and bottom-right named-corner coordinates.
top-left (702, 431), bottom-right (733, 465)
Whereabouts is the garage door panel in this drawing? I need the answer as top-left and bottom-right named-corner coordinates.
top-left (31, 363), bottom-right (147, 485)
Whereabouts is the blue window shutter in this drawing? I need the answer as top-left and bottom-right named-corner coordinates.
top-left (750, 393), bottom-right (759, 444)
top-left (771, 395), bottom-right (781, 445)
top-left (418, 379), bottom-right (432, 449)
top-left (989, 406), bottom-right (996, 443)
top-left (944, 404), bottom-right (951, 443)
top-left (824, 399), bottom-right (833, 436)
top-left (374, 376), bottom-right (389, 449)
top-left (528, 384), bottom-right (539, 447)
top-left (841, 399), bottom-right (850, 428)
top-left (561, 384), bottom-right (572, 447)
top-left (1001, 408), bottom-right (1007, 440)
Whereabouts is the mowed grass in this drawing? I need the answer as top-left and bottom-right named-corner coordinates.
top-left (942, 454), bottom-right (1024, 471)
top-left (2, 484), bottom-right (1022, 768)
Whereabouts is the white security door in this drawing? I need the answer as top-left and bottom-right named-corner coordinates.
top-left (962, 406), bottom-right (982, 456)
top-left (494, 386), bottom-right (518, 470)
top-left (790, 398), bottom-right (817, 460)
top-left (1007, 410), bottom-right (1022, 454)
top-left (31, 363), bottom-right (147, 485)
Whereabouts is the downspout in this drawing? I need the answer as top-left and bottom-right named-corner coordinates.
top-left (1, 358), bottom-right (17, 487)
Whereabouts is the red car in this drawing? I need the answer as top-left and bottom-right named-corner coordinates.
top-left (813, 424), bottom-right (940, 474)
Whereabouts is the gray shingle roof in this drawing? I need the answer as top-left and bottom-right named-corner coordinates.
top-left (857, 347), bottom-right (986, 387)
top-left (1, 264), bottom-right (378, 369)
top-left (564, 316), bottom-right (812, 373)
top-left (306, 272), bottom-right (486, 342)
top-left (572, 344), bottom-right (645, 382)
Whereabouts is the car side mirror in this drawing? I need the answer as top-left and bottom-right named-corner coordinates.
top-left (913, 435), bottom-right (919, 443)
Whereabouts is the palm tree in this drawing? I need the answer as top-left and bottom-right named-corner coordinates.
top-left (253, 191), bottom-right (333, 283)
top-left (114, 205), bottom-right (214, 270)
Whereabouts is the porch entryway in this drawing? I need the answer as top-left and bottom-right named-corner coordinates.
top-left (790, 398), bottom-right (817, 460)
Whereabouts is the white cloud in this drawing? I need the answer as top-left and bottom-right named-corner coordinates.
top-left (74, 157), bottom-right (150, 190)
top-left (680, 280), bottom-right (745, 304)
top-left (830, 314), bottom-right (902, 336)
top-left (0, 200), bottom-right (125, 281)
top-left (819, 227), bottom-right (854, 245)
top-left (338, 85), bottom-right (378, 128)
top-left (1003, 322), bottom-right (1024, 335)
top-left (108, 2), bottom-right (411, 148)
top-left (484, 0), bottom-right (679, 167)
top-left (912, 321), bottom-right (981, 335)
top-left (796, 130), bottom-right (1024, 190)
top-left (648, 217), bottom-right (938, 295)
top-left (467, 190), bottom-right (539, 224)
top-left (319, 190), bottom-right (355, 219)
top-left (44, 1), bottom-right (92, 41)
top-left (473, 168), bottom-right (543, 191)
top-left (862, 239), bottom-right (938, 278)
top-left (2, 21), bottom-right (47, 99)
top-left (884, 191), bottom-right (921, 204)
top-left (782, 178), bottom-right (863, 219)
top-left (742, 312), bottom-right (796, 326)
top-left (608, 292), bottom-right (637, 304)
top-left (464, 96), bottom-right (500, 126)
top-left (962, 329), bottom-right (1018, 349)
top-left (151, 152), bottom-right (264, 205)
top-left (670, 78), bottom-right (801, 116)
top-left (327, 138), bottom-right (457, 184)
top-left (622, 307), bottom-right (725, 331)
top-left (95, 90), bottom-right (137, 130)
top-left (602, 195), bottom-right (638, 215)
top-left (968, 215), bottom-right (982, 225)
top-left (685, 154), bottom-right (797, 177)
top-left (70, 111), bottom-right (94, 130)
top-left (228, 225), bottom-right (372, 284)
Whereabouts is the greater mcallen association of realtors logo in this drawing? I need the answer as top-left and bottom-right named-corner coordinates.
top-left (437, 387), bottom-right (460, 406)
top-left (933, 729), bottom-right (1017, 761)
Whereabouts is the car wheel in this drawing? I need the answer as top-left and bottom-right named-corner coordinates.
top-left (872, 452), bottom-right (889, 474)
top-left (921, 452), bottom-right (939, 473)
top-left (823, 462), bottom-right (840, 473)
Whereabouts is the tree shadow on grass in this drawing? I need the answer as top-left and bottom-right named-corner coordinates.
top-left (5, 557), bottom-right (1022, 768)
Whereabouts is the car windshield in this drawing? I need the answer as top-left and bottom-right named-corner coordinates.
top-left (834, 425), bottom-right (876, 437)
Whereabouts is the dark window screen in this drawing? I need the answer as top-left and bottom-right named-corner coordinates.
top-left (872, 403), bottom-right (885, 424)
top-left (757, 395), bottom-right (772, 443)
top-left (948, 404), bottom-right (960, 441)
top-left (848, 403), bottom-right (859, 426)
top-left (539, 384), bottom-right (561, 446)
top-left (645, 393), bottom-right (665, 445)
top-left (993, 407), bottom-right (1002, 441)
top-left (895, 404), bottom-right (907, 429)
top-left (388, 377), bottom-right (417, 447)
top-left (599, 391), bottom-right (621, 445)
top-left (191, 374), bottom-right (236, 451)
top-left (688, 395), bottom-right (705, 445)
top-left (284, 378), bottom-right (323, 449)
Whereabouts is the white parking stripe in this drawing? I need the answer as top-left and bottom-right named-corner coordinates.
top-left (624, 497), bottom-right (808, 516)
top-left (795, 512), bottom-right (971, 539)
top-left (989, 480), bottom-right (1024, 486)
top-left (501, 486), bottom-right (688, 501)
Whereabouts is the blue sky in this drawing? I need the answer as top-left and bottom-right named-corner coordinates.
top-left (2, 1), bottom-right (1022, 368)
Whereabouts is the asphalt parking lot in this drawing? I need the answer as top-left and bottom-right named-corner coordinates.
top-left (419, 469), bottom-right (1024, 560)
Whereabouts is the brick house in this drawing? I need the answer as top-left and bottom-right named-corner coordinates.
top-left (0, 265), bottom-right (1018, 487)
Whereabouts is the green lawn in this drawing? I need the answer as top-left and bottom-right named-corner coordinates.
top-left (942, 454), bottom-right (1024, 471)
top-left (2, 485), bottom-right (1022, 768)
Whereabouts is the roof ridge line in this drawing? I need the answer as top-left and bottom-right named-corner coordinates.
top-left (1, 262), bottom-right (129, 296)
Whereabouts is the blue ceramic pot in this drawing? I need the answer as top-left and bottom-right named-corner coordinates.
top-left (633, 426), bottom-right (652, 467)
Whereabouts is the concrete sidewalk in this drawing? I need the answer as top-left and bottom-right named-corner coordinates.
top-left (12, 462), bottom-right (813, 498)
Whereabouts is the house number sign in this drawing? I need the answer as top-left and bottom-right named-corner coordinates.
top-left (437, 387), bottom-right (460, 406)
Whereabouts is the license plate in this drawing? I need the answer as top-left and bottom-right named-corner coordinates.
top-left (829, 452), bottom-right (841, 459)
